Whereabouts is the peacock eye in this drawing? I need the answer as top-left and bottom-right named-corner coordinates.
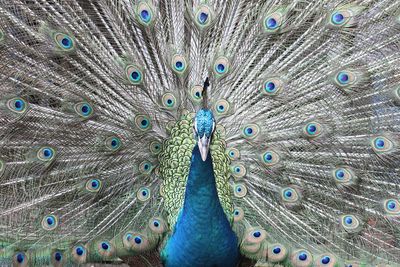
top-left (195, 5), bottom-right (213, 27)
top-left (233, 183), bottom-right (247, 198)
top-left (261, 150), bottom-right (280, 166)
top-left (262, 78), bottom-right (284, 96)
top-left (171, 54), bottom-right (188, 74)
top-left (139, 161), bottom-right (153, 174)
top-left (53, 251), bottom-right (63, 262)
top-left (263, 11), bottom-right (283, 33)
top-left (134, 114), bottom-right (152, 131)
top-left (264, 13), bottom-right (282, 30)
top-left (74, 102), bottom-right (93, 118)
top-left (334, 70), bottom-right (356, 86)
top-left (303, 122), bottom-right (323, 138)
top-left (384, 199), bottom-right (400, 215)
top-left (214, 99), bottom-right (231, 116)
top-left (371, 136), bottom-right (394, 153)
top-left (14, 252), bottom-right (26, 264)
top-left (231, 163), bottom-right (246, 179)
top-left (340, 214), bottom-right (361, 233)
top-left (148, 217), bottom-right (167, 234)
top-left (37, 147), bottom-right (56, 162)
top-left (73, 245), bottom-right (86, 257)
top-left (162, 93), bottom-right (177, 109)
top-left (100, 241), bottom-right (111, 251)
top-left (105, 136), bottom-right (122, 151)
top-left (213, 56), bottom-right (230, 77)
top-left (137, 2), bottom-right (155, 25)
top-left (7, 97), bottom-right (28, 114)
top-left (190, 85), bottom-right (203, 103)
top-left (137, 186), bottom-right (151, 201)
top-left (149, 141), bottom-right (162, 155)
top-left (226, 147), bottom-right (240, 160)
top-left (268, 244), bottom-right (288, 262)
top-left (290, 250), bottom-right (312, 265)
top-left (242, 124), bottom-right (260, 140)
top-left (54, 33), bottom-right (74, 50)
top-left (281, 187), bottom-right (301, 204)
top-left (332, 167), bottom-right (353, 183)
top-left (126, 65), bottom-right (143, 85)
top-left (329, 10), bottom-right (351, 26)
top-left (86, 178), bottom-right (102, 192)
top-left (233, 207), bottom-right (244, 222)
top-left (41, 215), bottom-right (58, 231)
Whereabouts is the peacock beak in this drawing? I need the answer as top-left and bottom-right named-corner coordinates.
top-left (198, 134), bottom-right (210, 161)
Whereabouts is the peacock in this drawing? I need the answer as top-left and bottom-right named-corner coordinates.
top-left (0, 0), bottom-right (399, 266)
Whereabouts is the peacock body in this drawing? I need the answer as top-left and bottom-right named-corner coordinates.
top-left (0, 0), bottom-right (400, 266)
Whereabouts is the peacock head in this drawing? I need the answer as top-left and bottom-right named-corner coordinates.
top-left (194, 109), bottom-right (215, 161)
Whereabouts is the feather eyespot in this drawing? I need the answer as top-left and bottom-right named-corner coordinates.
top-left (137, 187), bottom-right (151, 201)
top-left (268, 244), bottom-right (288, 262)
top-left (213, 56), bottom-right (230, 77)
top-left (7, 97), bottom-right (28, 114)
top-left (74, 102), bottom-right (93, 118)
top-left (328, 10), bottom-right (352, 27)
top-left (13, 252), bottom-right (28, 266)
top-left (214, 99), bottom-right (231, 116)
top-left (231, 163), bottom-right (246, 179)
top-left (233, 207), bottom-right (244, 222)
top-left (384, 199), bottom-right (400, 216)
top-left (190, 85), bottom-right (203, 103)
top-left (162, 93), bottom-right (177, 109)
top-left (263, 11), bottom-right (283, 33)
top-left (291, 250), bottom-right (313, 266)
top-left (37, 147), bottom-right (56, 162)
top-left (149, 141), bottom-right (162, 155)
top-left (139, 161), bottom-right (153, 174)
top-left (315, 254), bottom-right (337, 266)
top-left (226, 147), bottom-right (240, 160)
top-left (134, 114), bottom-right (151, 131)
top-left (105, 136), bottom-right (122, 152)
top-left (171, 55), bottom-right (188, 74)
top-left (41, 215), bottom-right (58, 230)
top-left (371, 136), bottom-right (394, 153)
top-left (72, 245), bottom-right (87, 263)
top-left (51, 251), bottom-right (63, 265)
top-left (97, 241), bottom-right (115, 257)
top-left (136, 2), bottom-right (155, 25)
top-left (126, 65), bottom-right (143, 85)
top-left (86, 179), bottom-right (101, 192)
top-left (303, 122), bottom-right (323, 138)
top-left (332, 167), bottom-right (356, 185)
top-left (242, 124), bottom-right (260, 140)
top-left (234, 183), bottom-right (247, 198)
top-left (195, 5), bottom-right (213, 27)
top-left (149, 217), bottom-right (167, 234)
top-left (334, 70), bottom-right (356, 87)
top-left (262, 78), bottom-right (284, 96)
top-left (261, 150), bottom-right (280, 166)
top-left (54, 33), bottom-right (74, 51)
top-left (340, 214), bottom-right (361, 233)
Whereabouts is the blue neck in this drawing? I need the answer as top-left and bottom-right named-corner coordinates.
top-left (162, 145), bottom-right (239, 267)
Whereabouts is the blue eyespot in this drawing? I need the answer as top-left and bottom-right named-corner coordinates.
top-left (37, 147), bottom-right (56, 162)
top-left (383, 199), bottom-right (400, 215)
top-left (140, 10), bottom-right (150, 22)
top-left (153, 220), bottom-right (159, 227)
top-left (335, 169), bottom-right (345, 180)
top-left (266, 17), bottom-right (278, 29)
top-left (264, 152), bottom-right (273, 162)
top-left (233, 183), bottom-right (247, 198)
top-left (387, 200), bottom-right (396, 210)
top-left (307, 124), bottom-right (316, 134)
top-left (375, 138), bottom-right (385, 148)
top-left (54, 251), bottom-right (62, 262)
top-left (101, 242), bottom-right (110, 250)
top-left (265, 81), bottom-right (276, 92)
top-left (126, 233), bottom-right (132, 241)
top-left (216, 64), bottom-right (225, 73)
top-left (7, 97), bottom-right (28, 114)
top-left (162, 93), bottom-right (177, 109)
top-left (131, 71), bottom-right (141, 82)
top-left (213, 56), bottom-right (230, 77)
top-left (331, 12), bottom-right (345, 25)
top-left (135, 114), bottom-right (151, 131)
top-left (175, 61), bottom-right (184, 70)
top-left (371, 136), bottom-right (394, 153)
top-left (86, 178), bottom-right (102, 193)
top-left (54, 33), bottom-right (74, 50)
top-left (42, 215), bottom-right (58, 230)
top-left (199, 12), bottom-right (209, 24)
top-left (111, 138), bottom-right (120, 149)
top-left (137, 186), bottom-right (151, 201)
top-left (321, 256), bottom-right (331, 264)
top-left (281, 187), bottom-right (300, 204)
top-left (76, 246), bottom-right (84, 256)
top-left (253, 231), bottom-right (261, 238)
top-left (134, 236), bottom-right (142, 244)
top-left (344, 216), bottom-right (353, 225)
top-left (16, 253), bottom-right (24, 263)
top-left (298, 252), bottom-right (307, 261)
top-left (242, 124), bottom-right (260, 140)
top-left (273, 247), bottom-right (281, 254)
top-left (337, 72), bottom-right (349, 84)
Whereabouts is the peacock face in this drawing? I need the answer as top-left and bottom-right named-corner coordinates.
top-left (194, 109), bottom-right (216, 161)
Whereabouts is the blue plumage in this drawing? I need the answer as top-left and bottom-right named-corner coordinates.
top-left (162, 145), bottom-right (239, 267)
